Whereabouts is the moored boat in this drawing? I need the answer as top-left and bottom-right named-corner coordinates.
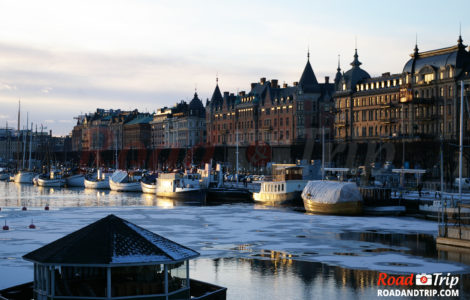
top-left (65, 174), bottom-right (85, 187)
top-left (37, 172), bottom-right (66, 187)
top-left (13, 171), bottom-right (35, 184)
top-left (301, 180), bottom-right (363, 215)
top-left (156, 172), bottom-right (206, 201)
top-left (253, 163), bottom-right (319, 205)
top-left (109, 170), bottom-right (142, 192)
top-left (141, 173), bottom-right (158, 194)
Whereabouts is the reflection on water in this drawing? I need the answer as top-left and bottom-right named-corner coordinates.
top-left (191, 255), bottom-right (470, 300)
top-left (3, 181), bottom-right (470, 299)
top-left (338, 231), bottom-right (438, 258)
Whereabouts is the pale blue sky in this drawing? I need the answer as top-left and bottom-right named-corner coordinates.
top-left (0, 0), bottom-right (468, 135)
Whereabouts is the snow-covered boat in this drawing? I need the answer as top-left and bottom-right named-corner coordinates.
top-left (13, 171), bottom-right (36, 184)
top-left (301, 180), bottom-right (363, 215)
top-left (156, 172), bottom-right (206, 201)
top-left (65, 174), bottom-right (85, 187)
top-left (109, 170), bottom-right (142, 192)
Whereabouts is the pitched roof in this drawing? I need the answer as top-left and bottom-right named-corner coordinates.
top-left (299, 60), bottom-right (319, 92)
top-left (23, 214), bottom-right (200, 265)
top-left (210, 84), bottom-right (223, 106)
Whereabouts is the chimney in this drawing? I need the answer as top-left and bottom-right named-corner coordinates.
top-left (260, 77), bottom-right (266, 84)
top-left (293, 81), bottom-right (299, 86)
top-left (283, 83), bottom-right (288, 88)
top-left (382, 72), bottom-right (391, 77)
top-left (271, 79), bottom-right (278, 88)
top-left (251, 83), bottom-right (257, 90)
top-left (224, 91), bottom-right (229, 97)
top-left (239, 91), bottom-right (246, 96)
top-left (325, 76), bottom-right (329, 84)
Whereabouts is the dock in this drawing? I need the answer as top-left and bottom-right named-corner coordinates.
top-left (437, 203), bottom-right (470, 249)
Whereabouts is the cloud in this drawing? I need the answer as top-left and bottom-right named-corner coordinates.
top-left (41, 87), bottom-right (52, 94)
top-left (0, 114), bottom-right (9, 119)
top-left (0, 82), bottom-right (16, 91)
top-left (58, 120), bottom-right (72, 123)
top-left (44, 119), bottom-right (55, 123)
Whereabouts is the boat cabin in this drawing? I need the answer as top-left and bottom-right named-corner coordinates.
top-left (0, 215), bottom-right (226, 300)
top-left (272, 165), bottom-right (304, 181)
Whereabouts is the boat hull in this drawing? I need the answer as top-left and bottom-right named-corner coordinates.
top-left (37, 178), bottom-right (66, 187)
top-left (141, 182), bottom-right (156, 194)
top-left (66, 174), bottom-right (85, 187)
top-left (253, 191), bottom-right (301, 204)
top-left (303, 199), bottom-right (363, 215)
top-left (13, 172), bottom-right (35, 184)
top-left (84, 178), bottom-right (110, 189)
top-left (157, 189), bottom-right (207, 201)
top-left (109, 179), bottom-right (141, 192)
top-left (0, 173), bottom-right (10, 181)
top-left (207, 188), bottom-right (253, 203)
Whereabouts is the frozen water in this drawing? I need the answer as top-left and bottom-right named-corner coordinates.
top-left (1, 181), bottom-right (470, 297)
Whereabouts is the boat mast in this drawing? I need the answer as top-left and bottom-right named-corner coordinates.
top-left (236, 127), bottom-right (239, 183)
top-left (16, 100), bottom-right (20, 170)
top-left (22, 112), bottom-right (28, 170)
top-left (321, 126), bottom-right (325, 180)
top-left (28, 122), bottom-right (32, 170)
top-left (115, 131), bottom-right (118, 169)
top-left (459, 81), bottom-right (464, 202)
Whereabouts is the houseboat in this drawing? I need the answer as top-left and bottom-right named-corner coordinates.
top-left (0, 214), bottom-right (227, 300)
top-left (253, 163), bottom-right (319, 205)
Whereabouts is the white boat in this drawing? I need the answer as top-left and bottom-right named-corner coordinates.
top-left (253, 163), bottom-right (319, 205)
top-left (109, 170), bottom-right (142, 192)
top-left (37, 172), bottom-right (66, 187)
top-left (84, 170), bottom-right (111, 190)
top-left (156, 172), bottom-right (206, 201)
top-left (65, 174), bottom-right (85, 187)
top-left (84, 177), bottom-right (110, 189)
top-left (141, 174), bottom-right (158, 194)
top-left (13, 171), bottom-right (35, 184)
top-left (301, 180), bottom-right (363, 215)
top-left (32, 174), bottom-right (40, 185)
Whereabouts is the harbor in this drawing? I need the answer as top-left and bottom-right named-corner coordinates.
top-left (1, 183), bottom-right (470, 299)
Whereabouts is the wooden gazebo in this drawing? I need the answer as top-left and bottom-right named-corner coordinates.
top-left (2, 214), bottom-right (226, 300)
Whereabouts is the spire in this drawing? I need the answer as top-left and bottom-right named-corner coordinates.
top-left (307, 46), bottom-right (310, 61)
top-left (414, 33), bottom-right (419, 57)
top-left (350, 48), bottom-right (362, 68)
top-left (299, 56), bottom-right (319, 91)
top-left (337, 54), bottom-right (341, 72)
top-left (335, 54), bottom-right (342, 85)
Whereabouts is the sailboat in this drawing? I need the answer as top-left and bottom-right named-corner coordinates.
top-left (14, 111), bottom-right (35, 184)
top-left (84, 151), bottom-right (110, 189)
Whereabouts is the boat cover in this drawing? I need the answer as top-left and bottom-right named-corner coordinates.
top-left (301, 180), bottom-right (363, 204)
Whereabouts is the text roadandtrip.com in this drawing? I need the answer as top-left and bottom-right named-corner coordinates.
top-left (377, 272), bottom-right (459, 297)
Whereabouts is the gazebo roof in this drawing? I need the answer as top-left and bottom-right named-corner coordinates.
top-left (23, 214), bottom-right (200, 265)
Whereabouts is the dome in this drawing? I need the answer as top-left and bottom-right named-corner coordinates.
top-left (342, 49), bottom-right (370, 91)
top-left (189, 92), bottom-right (205, 117)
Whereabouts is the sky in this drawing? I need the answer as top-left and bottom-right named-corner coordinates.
top-left (0, 0), bottom-right (469, 136)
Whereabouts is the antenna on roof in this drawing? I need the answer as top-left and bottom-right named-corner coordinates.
top-left (195, 83), bottom-right (197, 94)
top-left (216, 72), bottom-right (219, 85)
top-left (307, 44), bottom-right (310, 61)
top-left (460, 22), bottom-right (462, 37)
top-left (355, 36), bottom-right (357, 50)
